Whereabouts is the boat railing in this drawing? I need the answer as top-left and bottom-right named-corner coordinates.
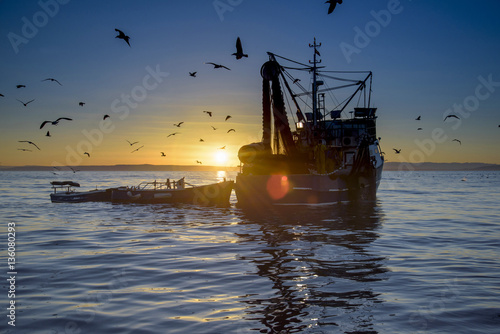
top-left (133, 178), bottom-right (188, 191)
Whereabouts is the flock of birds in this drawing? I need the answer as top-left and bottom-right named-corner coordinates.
top-left (6, 29), bottom-right (247, 166)
top-left (391, 113), bottom-right (484, 155)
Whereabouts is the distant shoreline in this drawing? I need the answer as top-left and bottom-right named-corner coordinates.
top-left (1, 162), bottom-right (499, 172)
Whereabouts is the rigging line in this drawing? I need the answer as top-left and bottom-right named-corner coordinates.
top-left (317, 73), bottom-right (360, 83)
top-left (319, 70), bottom-right (371, 74)
top-left (268, 52), bottom-right (311, 68)
top-left (293, 82), bottom-right (359, 97)
top-left (280, 76), bottom-right (297, 126)
top-left (318, 75), bottom-right (341, 109)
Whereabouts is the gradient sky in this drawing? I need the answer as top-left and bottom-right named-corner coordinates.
top-left (1, 0), bottom-right (500, 167)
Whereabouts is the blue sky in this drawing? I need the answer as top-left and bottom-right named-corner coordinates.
top-left (1, 0), bottom-right (500, 167)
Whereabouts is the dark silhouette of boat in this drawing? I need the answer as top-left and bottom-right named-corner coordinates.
top-left (235, 39), bottom-right (384, 207)
top-left (50, 178), bottom-right (234, 206)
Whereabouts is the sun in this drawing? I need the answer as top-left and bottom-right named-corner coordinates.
top-left (214, 150), bottom-right (228, 165)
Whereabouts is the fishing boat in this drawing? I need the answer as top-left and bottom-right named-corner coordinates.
top-left (50, 181), bottom-right (112, 203)
top-left (110, 178), bottom-right (234, 206)
top-left (235, 39), bottom-right (384, 207)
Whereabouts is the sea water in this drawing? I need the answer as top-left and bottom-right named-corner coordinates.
top-left (0, 170), bottom-right (499, 333)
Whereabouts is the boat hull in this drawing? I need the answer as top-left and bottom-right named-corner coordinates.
top-left (235, 165), bottom-right (382, 207)
top-left (111, 181), bottom-right (234, 206)
top-left (50, 189), bottom-right (112, 203)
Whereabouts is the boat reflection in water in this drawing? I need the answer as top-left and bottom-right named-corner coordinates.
top-left (235, 201), bottom-right (388, 333)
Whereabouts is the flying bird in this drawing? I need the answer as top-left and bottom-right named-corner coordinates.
top-left (203, 111), bottom-right (213, 117)
top-left (126, 140), bottom-right (139, 146)
top-left (211, 126), bottom-right (217, 130)
top-left (40, 117), bottom-right (73, 129)
top-left (160, 152), bottom-right (166, 157)
top-left (227, 129), bottom-right (235, 133)
top-left (452, 139), bottom-right (462, 145)
top-left (444, 114), bottom-right (460, 121)
top-left (232, 37), bottom-right (248, 59)
top-left (115, 28), bottom-right (131, 47)
top-left (17, 148), bottom-right (32, 152)
top-left (325, 0), bottom-right (343, 14)
top-left (196, 160), bottom-right (202, 164)
top-left (199, 138), bottom-right (204, 142)
top-left (16, 99), bottom-right (35, 106)
top-left (16, 85), bottom-right (26, 89)
top-left (219, 146), bottom-right (226, 150)
top-left (417, 128), bottom-right (423, 131)
top-left (79, 102), bottom-right (85, 107)
top-left (167, 132), bottom-right (179, 137)
top-left (189, 72), bottom-right (197, 77)
top-left (84, 152), bottom-right (90, 157)
top-left (293, 79), bottom-right (301, 84)
top-left (173, 122), bottom-right (184, 127)
top-left (415, 116), bottom-right (421, 120)
top-left (225, 115), bottom-right (232, 121)
top-left (206, 62), bottom-right (231, 70)
top-left (103, 114), bottom-right (110, 120)
top-left (0, 93), bottom-right (4, 97)
top-left (42, 78), bottom-right (62, 86)
top-left (393, 148), bottom-right (401, 154)
top-left (131, 145), bottom-right (144, 153)
top-left (46, 131), bottom-right (51, 137)
top-left (18, 141), bottom-right (40, 150)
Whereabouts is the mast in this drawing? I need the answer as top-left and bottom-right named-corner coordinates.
top-left (309, 38), bottom-right (321, 127)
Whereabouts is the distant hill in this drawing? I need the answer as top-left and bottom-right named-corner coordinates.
top-left (0, 164), bottom-right (239, 172)
top-left (1, 163), bottom-right (499, 172)
top-left (383, 162), bottom-right (500, 171)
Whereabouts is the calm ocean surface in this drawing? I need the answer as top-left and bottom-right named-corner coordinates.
top-left (1, 170), bottom-right (499, 334)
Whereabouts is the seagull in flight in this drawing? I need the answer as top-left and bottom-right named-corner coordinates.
top-left (232, 37), bottom-right (248, 60)
top-left (219, 146), bottom-right (226, 150)
top-left (16, 85), bottom-right (26, 89)
top-left (199, 138), bottom-right (204, 142)
top-left (126, 140), bottom-right (139, 146)
top-left (167, 132), bottom-right (179, 137)
top-left (189, 72), bottom-right (197, 77)
top-left (393, 148), bottom-right (401, 154)
top-left (227, 129), bottom-right (235, 133)
top-left (415, 116), bottom-right (421, 120)
top-left (17, 148), bottom-right (32, 152)
top-left (46, 131), bottom-right (51, 137)
top-left (79, 102), bottom-right (85, 107)
top-left (206, 62), bottom-right (231, 70)
top-left (173, 122), bottom-right (184, 127)
top-left (211, 126), bottom-right (217, 130)
top-left (225, 115), bottom-right (232, 121)
top-left (131, 145), bottom-right (144, 153)
top-left (84, 152), bottom-right (90, 157)
top-left (42, 78), bottom-right (62, 86)
top-left (18, 141), bottom-right (40, 150)
top-left (196, 160), bottom-right (202, 164)
top-left (17, 99), bottom-right (35, 106)
top-left (452, 139), bottom-right (462, 145)
top-left (115, 28), bottom-right (131, 47)
top-left (325, 0), bottom-right (343, 14)
top-left (161, 152), bottom-right (166, 157)
top-left (40, 117), bottom-right (73, 129)
top-left (293, 79), bottom-right (301, 84)
top-left (203, 111), bottom-right (212, 117)
top-left (444, 114), bottom-right (460, 121)
top-left (103, 114), bottom-right (110, 120)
